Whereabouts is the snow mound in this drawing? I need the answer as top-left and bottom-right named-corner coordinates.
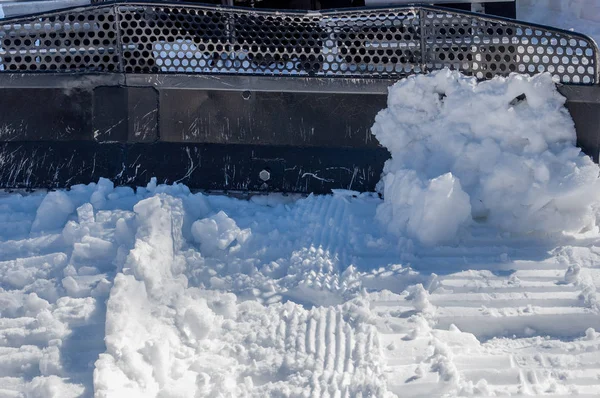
top-left (373, 69), bottom-right (600, 245)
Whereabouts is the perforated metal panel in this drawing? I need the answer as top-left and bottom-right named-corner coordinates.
top-left (117, 5), bottom-right (424, 77)
top-left (0, 5), bottom-right (119, 72)
top-left (421, 9), bottom-right (598, 84)
top-left (0, 1), bottom-right (597, 84)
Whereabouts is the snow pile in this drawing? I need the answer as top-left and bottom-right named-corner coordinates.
top-left (373, 69), bottom-right (600, 245)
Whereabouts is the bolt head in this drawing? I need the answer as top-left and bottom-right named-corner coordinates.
top-left (259, 169), bottom-right (270, 182)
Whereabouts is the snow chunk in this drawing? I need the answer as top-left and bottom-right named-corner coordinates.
top-left (407, 173), bottom-right (471, 246)
top-left (90, 178), bottom-right (114, 210)
top-left (31, 191), bottom-right (75, 233)
top-left (407, 284), bottom-right (434, 316)
top-left (71, 236), bottom-right (117, 269)
top-left (586, 327), bottom-right (597, 341)
top-left (128, 194), bottom-right (187, 296)
top-left (191, 211), bottom-right (250, 255)
top-left (563, 264), bottom-right (581, 284)
top-left (373, 70), bottom-right (600, 243)
top-left (180, 300), bottom-right (215, 342)
top-left (76, 203), bottom-right (95, 225)
top-left (25, 375), bottom-right (84, 398)
top-left (24, 293), bottom-right (51, 317)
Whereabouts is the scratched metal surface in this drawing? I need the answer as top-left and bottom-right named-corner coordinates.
top-left (0, 73), bottom-right (391, 192)
top-left (0, 142), bottom-right (390, 192)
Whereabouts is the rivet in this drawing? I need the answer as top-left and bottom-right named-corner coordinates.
top-left (259, 169), bottom-right (270, 181)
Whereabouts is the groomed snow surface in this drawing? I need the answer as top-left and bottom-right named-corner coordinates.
top-left (1, 70), bottom-right (600, 397)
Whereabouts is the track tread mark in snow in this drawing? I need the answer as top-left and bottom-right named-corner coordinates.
top-left (344, 323), bottom-right (354, 374)
top-left (307, 315), bottom-right (317, 356)
top-left (334, 310), bottom-right (345, 375)
top-left (316, 308), bottom-right (327, 368)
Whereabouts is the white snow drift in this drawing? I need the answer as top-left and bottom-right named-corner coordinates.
top-left (373, 69), bottom-right (600, 245)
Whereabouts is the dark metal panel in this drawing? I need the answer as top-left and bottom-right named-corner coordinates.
top-left (277, 145), bottom-right (389, 193)
top-left (559, 85), bottom-right (600, 162)
top-left (0, 88), bottom-right (92, 141)
top-left (0, 74), bottom-right (126, 89)
top-left (124, 143), bottom-right (389, 193)
top-left (0, 141), bottom-right (388, 193)
top-left (0, 142), bottom-right (124, 189)
top-left (571, 103), bottom-right (600, 163)
top-left (483, 2), bottom-right (516, 18)
top-left (127, 87), bottom-right (159, 142)
top-left (93, 85), bottom-right (159, 142)
top-left (93, 86), bottom-right (129, 142)
top-left (158, 89), bottom-right (385, 148)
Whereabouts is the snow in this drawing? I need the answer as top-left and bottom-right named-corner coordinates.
top-left (191, 211), bottom-right (251, 255)
top-left (2, 149), bottom-right (600, 396)
top-left (31, 191), bottom-right (75, 233)
top-left (1, 3), bottom-right (600, 398)
top-left (373, 70), bottom-right (600, 245)
top-left (94, 191), bottom-right (390, 397)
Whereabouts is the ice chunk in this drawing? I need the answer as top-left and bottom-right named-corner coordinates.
top-left (25, 375), bottom-right (84, 398)
top-left (90, 178), bottom-right (115, 210)
top-left (586, 327), bottom-right (597, 341)
top-left (563, 264), bottom-right (581, 284)
top-left (407, 283), bottom-right (434, 315)
top-left (72, 236), bottom-right (117, 266)
top-left (24, 293), bottom-right (51, 317)
top-left (407, 173), bottom-right (471, 246)
top-left (127, 195), bottom-right (186, 296)
top-left (191, 211), bottom-right (250, 255)
top-left (31, 191), bottom-right (75, 233)
top-left (76, 203), bottom-right (95, 225)
top-left (181, 300), bottom-right (215, 341)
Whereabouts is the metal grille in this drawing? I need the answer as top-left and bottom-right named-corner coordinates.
top-left (0, 5), bottom-right (119, 72)
top-left (118, 6), bottom-right (423, 76)
top-left (421, 9), bottom-right (598, 84)
top-left (0, 1), bottom-right (597, 84)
